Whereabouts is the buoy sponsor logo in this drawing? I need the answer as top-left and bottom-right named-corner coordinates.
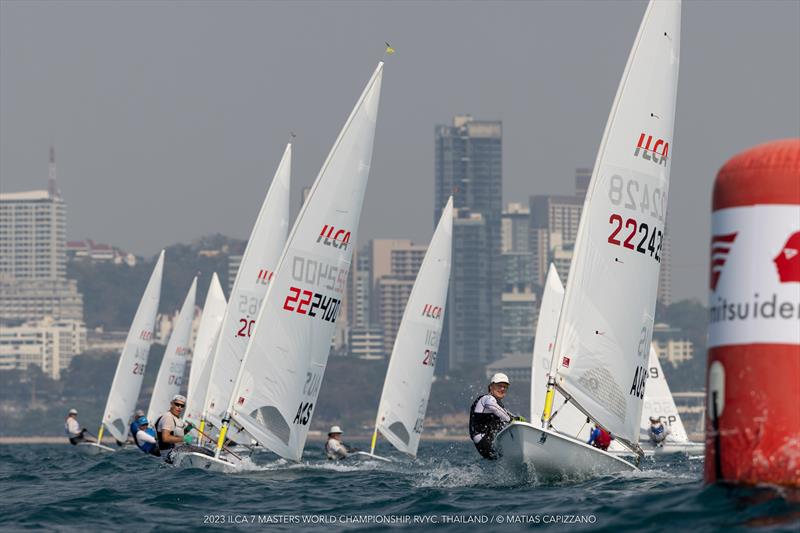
top-left (634, 133), bottom-right (669, 166)
top-left (774, 231), bottom-right (800, 283)
top-left (709, 207), bottom-right (800, 348)
top-left (317, 225), bottom-right (351, 250)
top-left (710, 232), bottom-right (737, 291)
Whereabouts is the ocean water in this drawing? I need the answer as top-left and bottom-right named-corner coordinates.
top-left (1, 441), bottom-right (798, 532)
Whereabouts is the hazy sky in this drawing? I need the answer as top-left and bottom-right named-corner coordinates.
top-left (1, 0), bottom-right (798, 300)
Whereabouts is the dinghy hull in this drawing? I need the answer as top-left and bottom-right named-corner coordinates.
top-left (75, 442), bottom-right (116, 455)
top-left (612, 441), bottom-right (705, 457)
top-left (169, 450), bottom-right (239, 472)
top-left (495, 422), bottom-right (637, 479)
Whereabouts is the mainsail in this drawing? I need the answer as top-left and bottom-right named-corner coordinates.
top-left (226, 62), bottom-right (384, 461)
top-left (99, 250), bottom-right (164, 442)
top-left (371, 196), bottom-right (452, 457)
top-left (202, 143), bottom-right (292, 428)
top-left (146, 277), bottom-right (197, 423)
top-left (546, 0), bottom-right (681, 449)
top-left (185, 273), bottom-right (226, 425)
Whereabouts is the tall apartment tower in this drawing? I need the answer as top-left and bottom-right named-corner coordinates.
top-left (0, 148), bottom-right (83, 322)
top-left (435, 115), bottom-right (503, 372)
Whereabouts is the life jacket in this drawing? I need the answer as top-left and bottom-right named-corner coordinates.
top-left (650, 424), bottom-right (666, 442)
top-left (154, 414), bottom-right (174, 451)
top-left (593, 428), bottom-right (612, 450)
top-left (129, 421), bottom-right (140, 438)
top-left (469, 395), bottom-right (508, 440)
top-left (134, 427), bottom-right (159, 455)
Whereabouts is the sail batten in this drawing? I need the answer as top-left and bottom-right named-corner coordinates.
top-left (550, 0), bottom-right (681, 444)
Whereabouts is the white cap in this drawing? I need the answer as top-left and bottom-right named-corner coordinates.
top-left (68, 408), bottom-right (78, 415)
top-left (328, 425), bottom-right (343, 435)
top-left (172, 394), bottom-right (186, 404)
top-left (490, 372), bottom-right (510, 385)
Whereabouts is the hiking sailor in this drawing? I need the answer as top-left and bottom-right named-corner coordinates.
top-left (325, 426), bottom-right (356, 460)
top-left (648, 415), bottom-right (671, 447)
top-left (132, 416), bottom-right (161, 456)
top-left (64, 408), bottom-right (95, 445)
top-left (155, 394), bottom-right (193, 451)
top-left (469, 373), bottom-right (524, 459)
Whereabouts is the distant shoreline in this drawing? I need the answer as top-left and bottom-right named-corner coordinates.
top-left (0, 434), bottom-right (469, 445)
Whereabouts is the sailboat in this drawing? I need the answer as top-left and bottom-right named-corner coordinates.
top-left (145, 277), bottom-right (197, 423)
top-left (366, 197), bottom-right (453, 462)
top-left (176, 61), bottom-right (384, 471)
top-left (496, 0), bottom-right (681, 478)
top-left (197, 142), bottom-right (292, 444)
top-left (614, 349), bottom-right (704, 456)
top-left (184, 273), bottom-right (227, 434)
top-left (77, 251), bottom-right (165, 455)
top-left (531, 265), bottom-right (702, 459)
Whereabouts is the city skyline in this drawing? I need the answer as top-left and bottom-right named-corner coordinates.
top-left (1, 1), bottom-right (799, 302)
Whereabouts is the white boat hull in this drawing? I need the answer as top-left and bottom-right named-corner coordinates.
top-left (495, 422), bottom-right (637, 480)
top-left (349, 451), bottom-right (392, 463)
top-left (169, 450), bottom-right (240, 472)
top-left (612, 440), bottom-right (705, 457)
top-left (75, 442), bottom-right (116, 455)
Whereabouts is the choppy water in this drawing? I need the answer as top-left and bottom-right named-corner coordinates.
top-left (1, 441), bottom-right (798, 532)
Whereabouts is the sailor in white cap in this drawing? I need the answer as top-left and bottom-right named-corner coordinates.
top-left (64, 408), bottom-right (95, 445)
top-left (155, 394), bottom-right (193, 451)
top-left (325, 425), bottom-right (357, 460)
top-left (469, 373), bottom-right (524, 459)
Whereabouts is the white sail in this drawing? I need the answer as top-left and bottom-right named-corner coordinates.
top-left (147, 277), bottom-right (197, 423)
top-left (185, 273), bottom-right (226, 425)
top-left (550, 0), bottom-right (681, 447)
top-left (531, 265), bottom-right (591, 440)
top-left (229, 62), bottom-right (384, 461)
top-left (373, 196), bottom-right (452, 457)
top-left (640, 346), bottom-right (688, 442)
top-left (202, 143), bottom-right (292, 426)
top-left (99, 250), bottom-right (164, 442)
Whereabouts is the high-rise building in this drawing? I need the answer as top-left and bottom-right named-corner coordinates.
top-left (435, 116), bottom-right (503, 372)
top-left (528, 169), bottom-right (588, 286)
top-left (0, 148), bottom-right (84, 323)
top-left (502, 288), bottom-right (537, 355)
top-left (501, 203), bottom-right (530, 254)
top-left (0, 317), bottom-right (87, 379)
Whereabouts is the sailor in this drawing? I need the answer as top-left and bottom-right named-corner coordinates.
top-left (648, 416), bottom-right (670, 447)
top-left (132, 416), bottom-right (161, 457)
top-left (155, 394), bottom-right (193, 451)
top-left (129, 409), bottom-right (146, 440)
top-left (325, 426), bottom-right (355, 460)
top-left (587, 424), bottom-right (613, 451)
top-left (64, 408), bottom-right (94, 445)
top-left (469, 373), bottom-right (524, 459)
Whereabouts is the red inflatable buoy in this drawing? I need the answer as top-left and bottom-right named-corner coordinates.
top-left (706, 139), bottom-right (800, 486)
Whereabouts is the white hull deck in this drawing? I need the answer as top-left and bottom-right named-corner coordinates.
top-left (75, 442), bottom-right (116, 455)
top-left (495, 422), bottom-right (638, 480)
top-left (169, 449), bottom-right (241, 472)
top-left (611, 440), bottom-right (705, 457)
top-left (348, 451), bottom-right (392, 463)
